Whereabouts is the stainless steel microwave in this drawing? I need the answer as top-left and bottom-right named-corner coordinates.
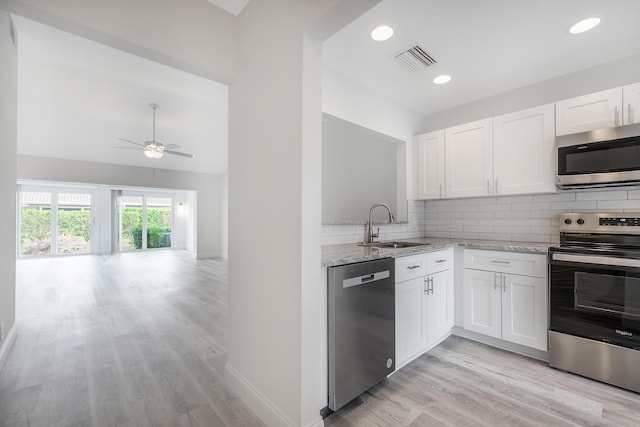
top-left (557, 135), bottom-right (640, 188)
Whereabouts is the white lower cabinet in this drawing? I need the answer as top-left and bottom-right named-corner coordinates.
top-left (463, 249), bottom-right (548, 352)
top-left (395, 249), bottom-right (454, 368)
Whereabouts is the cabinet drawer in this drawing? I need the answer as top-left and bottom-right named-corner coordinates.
top-left (426, 248), bottom-right (453, 273)
top-left (464, 249), bottom-right (546, 278)
top-left (395, 253), bottom-right (427, 283)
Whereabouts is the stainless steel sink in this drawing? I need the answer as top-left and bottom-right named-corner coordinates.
top-left (358, 241), bottom-right (431, 249)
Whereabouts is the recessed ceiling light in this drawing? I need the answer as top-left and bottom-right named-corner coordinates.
top-left (569, 17), bottom-right (600, 34)
top-left (433, 75), bottom-right (452, 85)
top-left (371, 25), bottom-right (393, 41)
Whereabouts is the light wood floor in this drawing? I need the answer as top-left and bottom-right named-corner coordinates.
top-left (0, 251), bottom-right (265, 427)
top-left (325, 336), bottom-right (640, 427)
top-left (3, 252), bottom-right (640, 427)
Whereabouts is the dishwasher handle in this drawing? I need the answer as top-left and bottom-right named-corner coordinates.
top-left (342, 270), bottom-right (390, 288)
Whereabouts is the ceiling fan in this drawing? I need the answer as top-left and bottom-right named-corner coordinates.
top-left (116, 103), bottom-right (195, 159)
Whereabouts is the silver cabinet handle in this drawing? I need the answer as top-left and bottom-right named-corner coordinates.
top-left (424, 277), bottom-right (433, 294)
top-left (435, 259), bottom-right (447, 263)
top-left (629, 103), bottom-right (633, 124)
top-left (490, 260), bottom-right (511, 264)
top-left (494, 178), bottom-right (499, 194)
top-left (439, 184), bottom-right (443, 198)
top-left (487, 180), bottom-right (491, 194)
top-left (615, 106), bottom-right (620, 126)
top-left (493, 273), bottom-right (499, 290)
top-left (502, 274), bottom-right (506, 292)
top-left (407, 265), bottom-right (421, 270)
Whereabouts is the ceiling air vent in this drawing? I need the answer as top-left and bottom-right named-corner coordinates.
top-left (393, 45), bottom-right (437, 71)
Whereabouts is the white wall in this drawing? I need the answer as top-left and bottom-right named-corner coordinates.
top-left (18, 155), bottom-right (223, 258)
top-left (0, 10), bottom-right (17, 366)
top-left (1, 0), bottom-right (239, 83)
top-left (226, 2), bottom-right (382, 426)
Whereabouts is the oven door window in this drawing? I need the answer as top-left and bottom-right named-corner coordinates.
top-left (575, 272), bottom-right (640, 319)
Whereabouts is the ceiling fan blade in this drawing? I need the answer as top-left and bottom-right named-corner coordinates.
top-left (118, 138), bottom-right (145, 147)
top-left (165, 149), bottom-right (195, 158)
top-left (164, 144), bottom-right (181, 150)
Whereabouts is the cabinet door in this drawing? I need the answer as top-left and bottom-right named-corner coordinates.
top-left (463, 269), bottom-right (502, 339)
top-left (502, 274), bottom-right (548, 351)
top-left (416, 130), bottom-right (445, 199)
top-left (493, 104), bottom-right (555, 195)
top-left (445, 119), bottom-right (493, 198)
top-left (426, 269), bottom-right (453, 347)
top-left (555, 88), bottom-right (622, 136)
top-left (395, 277), bottom-right (427, 366)
top-left (623, 82), bottom-right (640, 125)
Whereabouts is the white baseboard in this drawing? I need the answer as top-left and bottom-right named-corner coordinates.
top-left (452, 326), bottom-right (549, 362)
top-left (305, 417), bottom-right (325, 427)
top-left (196, 252), bottom-right (220, 260)
top-left (0, 323), bottom-right (17, 370)
top-left (224, 362), bottom-right (298, 427)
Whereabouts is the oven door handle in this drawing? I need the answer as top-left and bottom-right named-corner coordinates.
top-left (552, 252), bottom-right (640, 268)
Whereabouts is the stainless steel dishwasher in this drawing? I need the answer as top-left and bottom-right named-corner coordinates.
top-left (328, 257), bottom-right (395, 411)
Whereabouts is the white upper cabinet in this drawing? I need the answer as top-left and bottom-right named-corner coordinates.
top-left (493, 104), bottom-right (556, 195)
top-left (445, 118), bottom-right (493, 198)
top-left (555, 88), bottom-right (622, 136)
top-left (415, 130), bottom-right (445, 199)
top-left (623, 82), bottom-right (640, 125)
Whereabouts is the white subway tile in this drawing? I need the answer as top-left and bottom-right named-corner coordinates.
top-left (477, 232), bottom-right (512, 241)
top-left (512, 234), bottom-right (551, 243)
top-left (628, 190), bottom-right (640, 200)
top-left (468, 197), bottom-right (497, 205)
top-left (576, 190), bottom-right (628, 201)
top-left (450, 231), bottom-right (479, 239)
top-left (597, 200), bottom-right (640, 210)
top-left (425, 231), bottom-right (450, 238)
top-left (495, 211), bottom-right (530, 219)
top-left (550, 200), bottom-right (597, 210)
top-left (496, 195), bottom-right (533, 204)
top-left (531, 210), bottom-right (565, 219)
top-left (530, 226), bottom-right (558, 235)
top-left (463, 211), bottom-right (495, 219)
top-left (464, 225), bottom-right (495, 233)
top-left (495, 225), bottom-right (530, 234)
top-left (532, 192), bottom-right (575, 202)
top-left (512, 218), bottom-right (551, 227)
top-left (512, 202), bottom-right (551, 211)
top-left (478, 204), bottom-right (511, 212)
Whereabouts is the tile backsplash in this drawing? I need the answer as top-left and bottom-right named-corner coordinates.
top-left (321, 188), bottom-right (640, 246)
top-left (424, 188), bottom-right (640, 244)
top-left (321, 200), bottom-right (426, 245)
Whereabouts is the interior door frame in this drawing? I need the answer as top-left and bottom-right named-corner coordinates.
top-left (117, 190), bottom-right (175, 252)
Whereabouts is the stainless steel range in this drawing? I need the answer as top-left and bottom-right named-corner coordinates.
top-left (549, 212), bottom-right (640, 393)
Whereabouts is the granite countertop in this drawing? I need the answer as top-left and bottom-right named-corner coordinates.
top-left (321, 237), bottom-right (552, 267)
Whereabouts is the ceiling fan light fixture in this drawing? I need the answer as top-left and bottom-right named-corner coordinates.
top-left (144, 141), bottom-right (164, 159)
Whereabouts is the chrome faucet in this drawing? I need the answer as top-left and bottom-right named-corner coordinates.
top-left (367, 202), bottom-right (395, 243)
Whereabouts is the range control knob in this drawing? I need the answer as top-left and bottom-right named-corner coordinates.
top-left (577, 218), bottom-right (585, 225)
top-left (564, 218), bottom-right (572, 225)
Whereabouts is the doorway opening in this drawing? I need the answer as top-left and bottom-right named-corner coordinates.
top-left (117, 192), bottom-right (174, 251)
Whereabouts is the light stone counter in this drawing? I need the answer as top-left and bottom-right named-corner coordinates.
top-left (321, 237), bottom-right (551, 267)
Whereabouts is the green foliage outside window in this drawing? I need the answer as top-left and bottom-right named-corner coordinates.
top-left (126, 207), bottom-right (172, 249)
